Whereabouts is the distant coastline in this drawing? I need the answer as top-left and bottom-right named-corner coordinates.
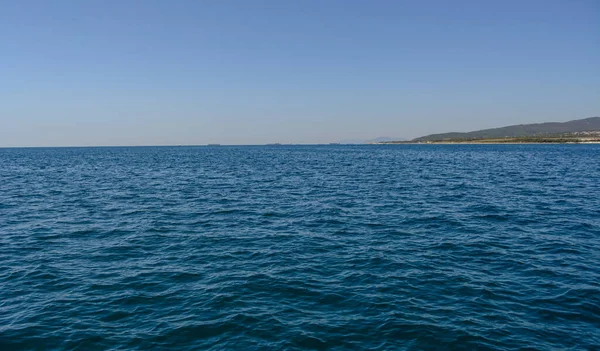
top-left (375, 139), bottom-right (600, 145)
top-left (370, 117), bottom-right (600, 144)
top-left (375, 135), bottom-right (600, 144)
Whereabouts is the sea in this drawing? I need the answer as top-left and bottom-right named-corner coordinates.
top-left (1, 144), bottom-right (599, 350)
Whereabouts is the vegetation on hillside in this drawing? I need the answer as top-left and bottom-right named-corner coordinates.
top-left (411, 117), bottom-right (600, 142)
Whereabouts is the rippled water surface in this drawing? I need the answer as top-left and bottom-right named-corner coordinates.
top-left (1, 145), bottom-right (599, 350)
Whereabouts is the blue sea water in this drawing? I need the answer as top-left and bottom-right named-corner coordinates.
top-left (1, 144), bottom-right (599, 350)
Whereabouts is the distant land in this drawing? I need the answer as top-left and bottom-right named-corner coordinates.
top-left (379, 117), bottom-right (600, 144)
top-left (338, 137), bottom-right (406, 144)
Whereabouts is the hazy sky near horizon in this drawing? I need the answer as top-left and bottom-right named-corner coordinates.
top-left (1, 0), bottom-right (599, 146)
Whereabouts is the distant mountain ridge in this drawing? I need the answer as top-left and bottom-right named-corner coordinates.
top-left (413, 117), bottom-right (600, 141)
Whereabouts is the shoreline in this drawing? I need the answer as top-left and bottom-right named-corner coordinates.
top-left (374, 138), bottom-right (600, 145)
top-left (373, 141), bottom-right (600, 145)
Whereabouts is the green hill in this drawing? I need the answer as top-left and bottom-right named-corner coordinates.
top-left (413, 117), bottom-right (600, 142)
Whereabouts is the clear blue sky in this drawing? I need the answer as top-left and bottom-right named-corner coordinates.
top-left (1, 0), bottom-right (598, 146)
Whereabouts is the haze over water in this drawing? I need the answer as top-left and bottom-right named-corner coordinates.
top-left (1, 145), bottom-right (599, 350)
